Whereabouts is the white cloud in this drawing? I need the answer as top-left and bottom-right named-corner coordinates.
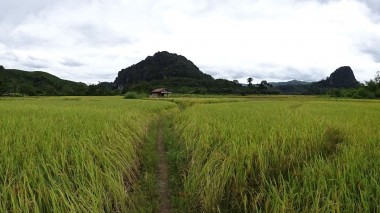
top-left (0, 0), bottom-right (379, 83)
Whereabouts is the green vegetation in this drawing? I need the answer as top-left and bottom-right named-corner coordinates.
top-left (328, 71), bottom-right (380, 99)
top-left (0, 69), bottom-right (89, 96)
top-left (0, 69), bottom-right (121, 96)
top-left (124, 91), bottom-right (147, 99)
top-left (114, 51), bottom-right (213, 92)
top-left (0, 96), bottom-right (379, 212)
top-left (113, 51), bottom-right (280, 95)
top-left (0, 97), bottom-right (176, 212)
top-left (170, 97), bottom-right (380, 212)
top-left (3, 62), bottom-right (379, 97)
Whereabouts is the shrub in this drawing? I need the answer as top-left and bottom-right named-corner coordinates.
top-left (124, 92), bottom-right (145, 99)
top-left (353, 88), bottom-right (373, 99)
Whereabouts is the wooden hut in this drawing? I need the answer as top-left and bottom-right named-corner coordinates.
top-left (151, 88), bottom-right (171, 97)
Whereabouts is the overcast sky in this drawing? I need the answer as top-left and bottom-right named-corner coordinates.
top-left (1, 0), bottom-right (379, 83)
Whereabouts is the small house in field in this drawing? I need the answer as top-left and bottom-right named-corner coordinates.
top-left (151, 88), bottom-right (171, 97)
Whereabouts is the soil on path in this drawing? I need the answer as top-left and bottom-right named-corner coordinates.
top-left (156, 121), bottom-right (172, 213)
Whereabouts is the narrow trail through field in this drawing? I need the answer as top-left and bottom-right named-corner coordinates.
top-left (156, 120), bottom-right (172, 213)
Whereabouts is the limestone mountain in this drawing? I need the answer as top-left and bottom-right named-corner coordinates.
top-left (114, 51), bottom-right (213, 91)
top-left (316, 66), bottom-right (359, 88)
top-left (273, 66), bottom-right (360, 94)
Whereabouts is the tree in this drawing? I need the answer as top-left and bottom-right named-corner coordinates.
top-left (375, 71), bottom-right (380, 84)
top-left (247, 77), bottom-right (253, 85)
top-left (366, 80), bottom-right (377, 92)
top-left (0, 65), bottom-right (4, 70)
top-left (363, 71), bottom-right (380, 98)
top-left (258, 80), bottom-right (273, 91)
top-left (19, 83), bottom-right (37, 96)
top-left (130, 81), bottom-right (152, 94)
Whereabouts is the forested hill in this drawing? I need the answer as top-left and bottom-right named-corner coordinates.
top-left (0, 68), bottom-right (88, 96)
top-left (114, 51), bottom-right (214, 91)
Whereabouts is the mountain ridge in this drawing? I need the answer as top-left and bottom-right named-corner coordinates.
top-left (270, 80), bottom-right (311, 87)
top-left (0, 53), bottom-right (364, 96)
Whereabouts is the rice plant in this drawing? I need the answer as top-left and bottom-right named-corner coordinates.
top-left (2, 95), bottom-right (379, 212)
top-left (173, 98), bottom-right (380, 212)
top-left (0, 96), bottom-right (176, 212)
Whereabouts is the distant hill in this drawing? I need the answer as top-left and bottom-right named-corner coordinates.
top-left (113, 52), bottom-right (362, 95)
top-left (270, 80), bottom-right (311, 87)
top-left (273, 66), bottom-right (360, 94)
top-left (114, 51), bottom-right (214, 91)
top-left (0, 68), bottom-right (88, 96)
top-left (1, 58), bottom-right (364, 96)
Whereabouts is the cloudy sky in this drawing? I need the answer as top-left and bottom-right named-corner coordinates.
top-left (1, 0), bottom-right (379, 84)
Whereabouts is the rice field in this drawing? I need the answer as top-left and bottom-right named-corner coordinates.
top-left (1, 96), bottom-right (379, 212)
top-left (0, 96), bottom-right (176, 212)
top-left (172, 98), bottom-right (380, 212)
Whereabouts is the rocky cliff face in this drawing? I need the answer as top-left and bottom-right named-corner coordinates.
top-left (114, 51), bottom-right (213, 90)
top-left (318, 66), bottom-right (359, 88)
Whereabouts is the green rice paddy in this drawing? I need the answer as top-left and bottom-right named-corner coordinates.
top-left (0, 96), bottom-right (379, 212)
